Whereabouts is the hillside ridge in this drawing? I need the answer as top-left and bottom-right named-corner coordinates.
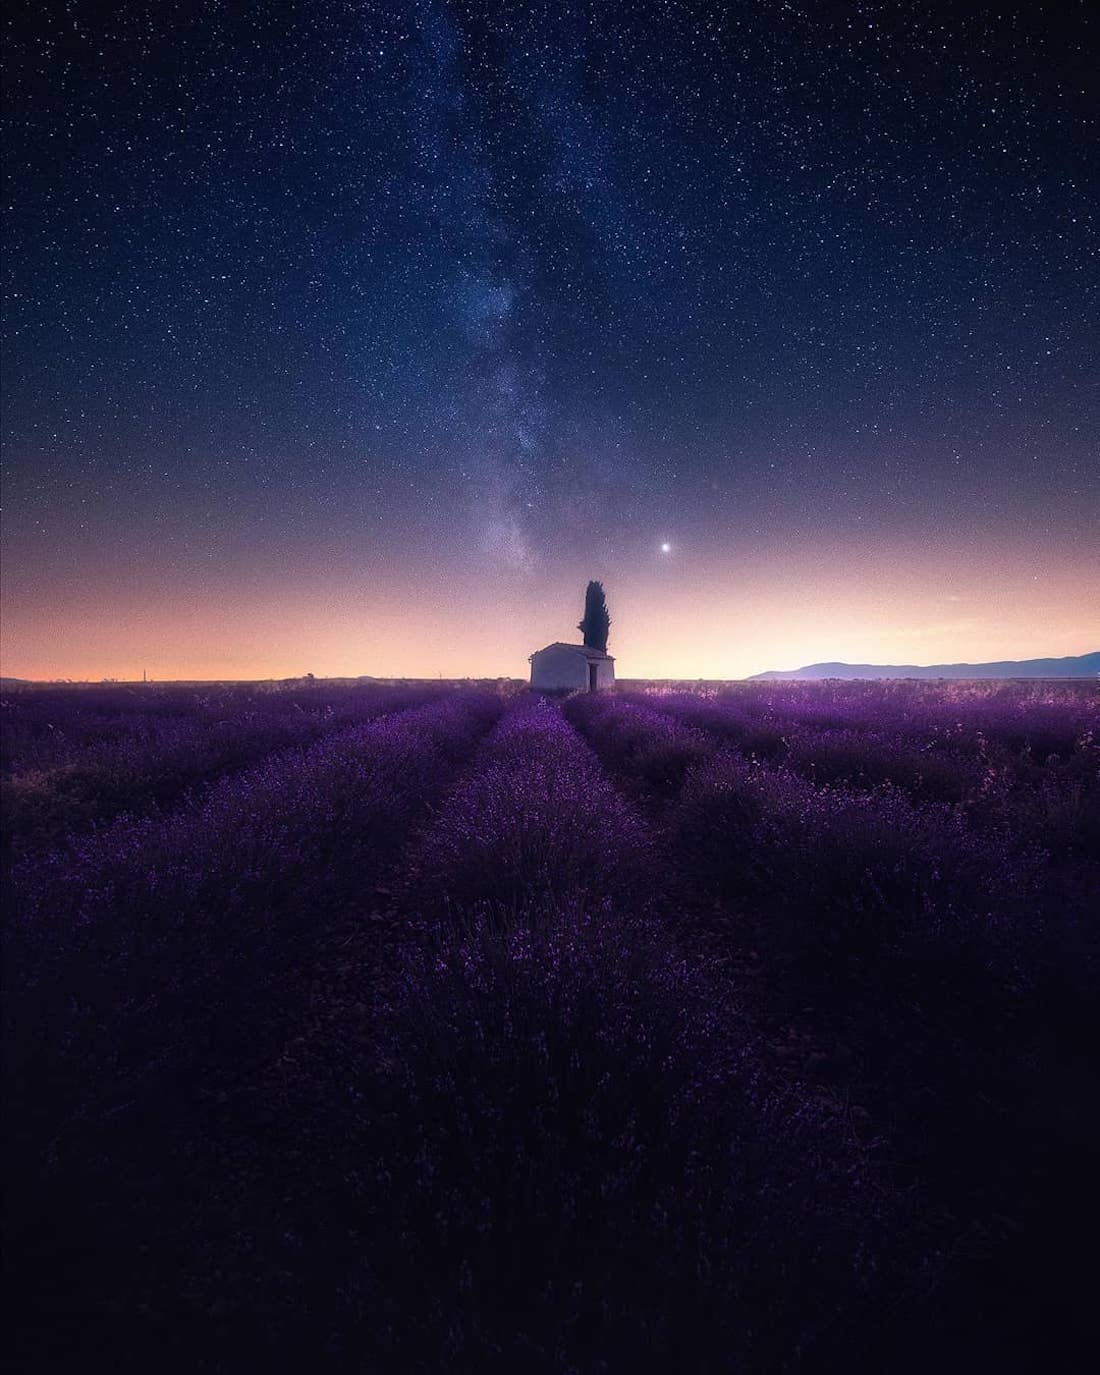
top-left (750, 651), bottom-right (1100, 680)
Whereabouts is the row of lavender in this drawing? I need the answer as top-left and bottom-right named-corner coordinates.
top-left (565, 689), bottom-right (1069, 939)
top-left (1, 681), bottom-right (449, 858)
top-left (628, 680), bottom-right (1100, 855)
top-left (622, 677), bottom-right (1099, 755)
top-left (564, 688), bottom-right (1099, 1368)
top-left (6, 688), bottom-right (506, 1368)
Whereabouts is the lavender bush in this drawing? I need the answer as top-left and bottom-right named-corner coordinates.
top-left (565, 692), bottom-right (714, 797)
top-left (404, 696), bottom-right (655, 911)
top-left (675, 747), bottom-right (1041, 970)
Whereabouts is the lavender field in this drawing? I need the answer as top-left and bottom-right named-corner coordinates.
top-left (4, 679), bottom-right (1098, 1372)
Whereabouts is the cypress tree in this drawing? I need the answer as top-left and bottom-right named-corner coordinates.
top-left (578, 581), bottom-right (611, 652)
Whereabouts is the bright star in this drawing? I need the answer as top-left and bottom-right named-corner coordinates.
top-left (660, 541), bottom-right (672, 553)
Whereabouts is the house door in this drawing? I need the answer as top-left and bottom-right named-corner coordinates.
top-left (588, 663), bottom-right (599, 692)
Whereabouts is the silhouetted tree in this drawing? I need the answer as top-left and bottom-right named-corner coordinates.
top-left (578, 581), bottom-right (611, 652)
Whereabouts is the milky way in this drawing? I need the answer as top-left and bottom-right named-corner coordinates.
top-left (2, 1), bottom-right (1097, 679)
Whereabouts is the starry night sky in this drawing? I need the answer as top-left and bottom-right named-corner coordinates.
top-left (3, 0), bottom-right (1098, 680)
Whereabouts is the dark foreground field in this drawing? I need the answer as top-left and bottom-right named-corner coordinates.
top-left (4, 678), bottom-right (1098, 1372)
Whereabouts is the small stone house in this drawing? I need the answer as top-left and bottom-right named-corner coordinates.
top-left (529, 642), bottom-right (615, 692)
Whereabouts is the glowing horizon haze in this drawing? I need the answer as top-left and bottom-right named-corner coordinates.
top-left (5, 527), bottom-right (1096, 682)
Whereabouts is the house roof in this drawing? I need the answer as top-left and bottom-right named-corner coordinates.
top-left (531, 642), bottom-right (615, 661)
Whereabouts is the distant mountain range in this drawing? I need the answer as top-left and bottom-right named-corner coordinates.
top-left (750, 652), bottom-right (1100, 681)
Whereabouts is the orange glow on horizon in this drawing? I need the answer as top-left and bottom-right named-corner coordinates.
top-left (3, 535), bottom-right (1097, 683)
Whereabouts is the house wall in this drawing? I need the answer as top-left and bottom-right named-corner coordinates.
top-left (530, 646), bottom-right (588, 690)
top-left (530, 647), bottom-right (616, 691)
